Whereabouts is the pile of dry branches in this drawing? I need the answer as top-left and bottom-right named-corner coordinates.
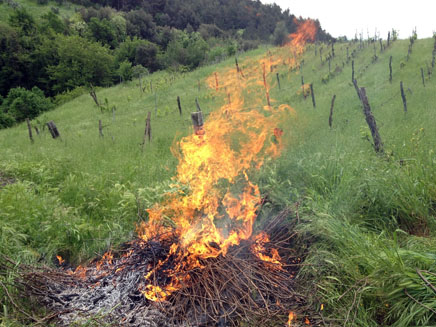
top-left (3, 210), bottom-right (319, 326)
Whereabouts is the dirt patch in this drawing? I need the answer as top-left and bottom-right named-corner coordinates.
top-left (0, 171), bottom-right (15, 188)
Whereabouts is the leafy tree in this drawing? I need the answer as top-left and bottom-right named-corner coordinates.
top-left (40, 11), bottom-right (68, 35)
top-left (0, 24), bottom-right (25, 96)
top-left (125, 10), bottom-right (156, 41)
top-left (116, 60), bottom-right (133, 82)
top-left (8, 8), bottom-right (36, 36)
top-left (135, 42), bottom-right (160, 72)
top-left (162, 30), bottom-right (208, 70)
top-left (87, 17), bottom-right (119, 48)
top-left (1, 86), bottom-right (53, 122)
top-left (273, 21), bottom-right (288, 46)
top-left (46, 35), bottom-right (114, 92)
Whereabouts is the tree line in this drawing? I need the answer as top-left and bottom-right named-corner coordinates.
top-left (0, 0), bottom-right (331, 128)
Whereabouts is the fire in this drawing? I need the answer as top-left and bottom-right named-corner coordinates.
top-left (287, 19), bottom-right (318, 55)
top-left (135, 17), bottom-right (317, 302)
top-left (58, 18), bottom-right (317, 304)
top-left (287, 311), bottom-right (296, 326)
top-left (56, 255), bottom-right (64, 265)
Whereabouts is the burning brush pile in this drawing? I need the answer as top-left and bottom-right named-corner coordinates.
top-left (8, 20), bottom-right (320, 326)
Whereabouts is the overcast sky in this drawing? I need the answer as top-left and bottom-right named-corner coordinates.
top-left (260, 0), bottom-right (436, 40)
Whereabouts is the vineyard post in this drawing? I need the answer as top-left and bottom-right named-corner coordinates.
top-left (389, 56), bottom-right (393, 83)
top-left (421, 68), bottom-right (425, 87)
top-left (310, 84), bottom-right (316, 108)
top-left (301, 76), bottom-right (305, 99)
top-left (352, 60), bottom-right (355, 82)
top-left (177, 96), bottom-right (182, 116)
top-left (26, 118), bottom-right (33, 143)
top-left (329, 95), bottom-right (336, 128)
top-left (400, 81), bottom-right (407, 113)
top-left (359, 87), bottom-right (383, 153)
top-left (99, 120), bottom-right (103, 137)
top-left (276, 73), bottom-right (281, 90)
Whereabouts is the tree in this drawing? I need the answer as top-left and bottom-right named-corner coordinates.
top-left (9, 8), bottom-right (36, 36)
top-left (1, 86), bottom-right (53, 122)
top-left (125, 10), bottom-right (156, 41)
top-left (135, 42), bottom-right (160, 72)
top-left (273, 21), bottom-right (288, 46)
top-left (117, 60), bottom-right (133, 82)
top-left (47, 35), bottom-right (114, 92)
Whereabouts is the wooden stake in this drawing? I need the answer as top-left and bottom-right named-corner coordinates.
top-left (26, 118), bottom-right (33, 143)
top-left (195, 97), bottom-right (202, 112)
top-left (98, 120), bottom-right (103, 137)
top-left (329, 95), bottom-right (336, 128)
top-left (276, 73), bottom-right (281, 90)
top-left (89, 84), bottom-right (100, 109)
top-left (421, 68), bottom-right (425, 87)
top-left (301, 76), bottom-right (305, 99)
top-left (191, 111), bottom-right (204, 135)
top-left (310, 83), bottom-right (316, 108)
top-left (34, 126), bottom-right (39, 135)
top-left (389, 56), bottom-right (393, 83)
top-left (353, 79), bottom-right (361, 102)
top-left (46, 121), bottom-right (60, 139)
top-left (177, 96), bottom-right (182, 116)
top-left (352, 60), bottom-right (355, 82)
top-left (387, 31), bottom-right (390, 47)
top-left (214, 72), bottom-right (219, 91)
top-left (359, 87), bottom-right (383, 153)
top-left (141, 112), bottom-right (151, 151)
top-left (400, 81), bottom-right (407, 113)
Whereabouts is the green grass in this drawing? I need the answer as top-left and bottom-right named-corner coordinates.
top-left (1, 35), bottom-right (436, 326)
top-left (0, 0), bottom-right (78, 23)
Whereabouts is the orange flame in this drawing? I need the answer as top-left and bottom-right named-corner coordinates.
top-left (135, 18), bottom-right (316, 302)
top-left (287, 311), bottom-right (296, 326)
top-left (56, 255), bottom-right (65, 265)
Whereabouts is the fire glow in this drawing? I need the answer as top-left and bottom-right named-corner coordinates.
top-left (62, 20), bottom-right (318, 319)
top-left (134, 20), bottom-right (317, 302)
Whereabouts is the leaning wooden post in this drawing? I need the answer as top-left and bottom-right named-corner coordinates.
top-left (301, 76), bottom-right (305, 99)
top-left (310, 83), bottom-right (316, 108)
top-left (191, 111), bottom-right (204, 136)
top-left (389, 56), bottom-right (393, 83)
top-left (46, 121), bottom-right (60, 139)
top-left (387, 31), bottom-right (391, 47)
top-left (195, 97), bottom-right (202, 112)
top-left (26, 118), bottom-right (34, 143)
top-left (141, 112), bottom-right (151, 151)
top-left (353, 79), bottom-right (361, 102)
top-left (276, 73), bottom-right (281, 90)
top-left (359, 87), bottom-right (383, 153)
top-left (352, 60), bottom-right (355, 82)
top-left (177, 96), bottom-right (182, 116)
top-left (329, 95), bottom-right (336, 128)
top-left (98, 120), bottom-right (103, 137)
top-left (420, 68), bottom-right (425, 87)
top-left (400, 81), bottom-right (407, 113)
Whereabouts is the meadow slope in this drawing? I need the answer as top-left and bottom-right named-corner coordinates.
top-left (1, 35), bottom-right (436, 326)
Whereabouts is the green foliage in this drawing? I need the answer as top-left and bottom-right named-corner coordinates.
top-left (46, 35), bottom-right (114, 92)
top-left (1, 86), bottom-right (53, 124)
top-left (162, 30), bottom-right (209, 70)
top-left (272, 21), bottom-right (289, 46)
top-left (53, 85), bottom-right (88, 106)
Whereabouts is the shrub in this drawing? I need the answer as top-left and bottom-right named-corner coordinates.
top-left (1, 86), bottom-right (53, 123)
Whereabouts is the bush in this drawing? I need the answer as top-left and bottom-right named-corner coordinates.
top-left (1, 87), bottom-right (53, 123)
top-left (53, 86), bottom-right (87, 106)
top-left (117, 60), bottom-right (133, 82)
top-left (0, 110), bottom-right (15, 128)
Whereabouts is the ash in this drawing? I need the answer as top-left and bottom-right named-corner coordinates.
top-left (35, 240), bottom-right (182, 327)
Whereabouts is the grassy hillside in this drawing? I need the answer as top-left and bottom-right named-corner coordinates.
top-left (1, 34), bottom-right (436, 326)
top-left (0, 0), bottom-right (78, 22)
